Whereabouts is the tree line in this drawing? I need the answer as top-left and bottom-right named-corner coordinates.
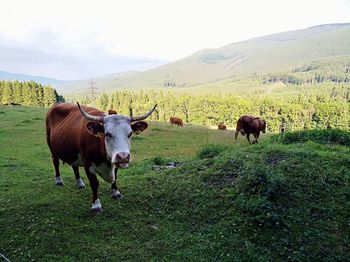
top-left (81, 84), bottom-right (350, 132)
top-left (262, 57), bottom-right (350, 85)
top-left (0, 80), bottom-right (62, 107)
top-left (1, 80), bottom-right (348, 133)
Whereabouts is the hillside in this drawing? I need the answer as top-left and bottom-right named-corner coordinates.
top-left (56, 23), bottom-right (350, 96)
top-left (0, 70), bottom-right (66, 86)
top-left (0, 106), bottom-right (349, 261)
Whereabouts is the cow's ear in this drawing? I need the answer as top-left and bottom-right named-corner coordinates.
top-left (108, 109), bottom-right (117, 115)
top-left (131, 121), bottom-right (148, 135)
top-left (85, 122), bottom-right (105, 137)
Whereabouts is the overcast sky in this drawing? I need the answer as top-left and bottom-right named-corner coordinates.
top-left (0, 0), bottom-right (349, 80)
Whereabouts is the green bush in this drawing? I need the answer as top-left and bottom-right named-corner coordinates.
top-left (272, 129), bottom-right (350, 146)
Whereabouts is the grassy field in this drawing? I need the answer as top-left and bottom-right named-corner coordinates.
top-left (0, 105), bottom-right (349, 261)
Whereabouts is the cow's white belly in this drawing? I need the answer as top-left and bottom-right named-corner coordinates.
top-left (89, 162), bottom-right (115, 183)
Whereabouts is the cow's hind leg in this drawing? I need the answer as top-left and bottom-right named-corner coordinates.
top-left (253, 132), bottom-right (260, 144)
top-left (72, 166), bottom-right (85, 189)
top-left (234, 130), bottom-right (240, 143)
top-left (246, 134), bottom-right (251, 144)
top-left (111, 169), bottom-right (122, 199)
top-left (52, 154), bottom-right (64, 186)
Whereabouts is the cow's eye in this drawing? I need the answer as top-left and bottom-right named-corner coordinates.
top-left (105, 132), bottom-right (112, 138)
top-left (128, 132), bottom-right (132, 138)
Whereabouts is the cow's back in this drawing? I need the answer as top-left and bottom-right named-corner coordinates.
top-left (46, 103), bottom-right (104, 164)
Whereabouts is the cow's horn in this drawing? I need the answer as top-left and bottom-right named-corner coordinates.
top-left (130, 104), bottom-right (157, 122)
top-left (77, 102), bottom-right (104, 122)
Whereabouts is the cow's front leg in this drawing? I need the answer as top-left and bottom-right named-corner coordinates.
top-left (72, 166), bottom-right (85, 189)
top-left (253, 132), bottom-right (260, 144)
top-left (84, 166), bottom-right (102, 214)
top-left (111, 169), bottom-right (123, 199)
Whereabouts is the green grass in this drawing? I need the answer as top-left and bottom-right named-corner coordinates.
top-left (1, 105), bottom-right (349, 261)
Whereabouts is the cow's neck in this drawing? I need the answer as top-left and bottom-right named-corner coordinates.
top-left (89, 162), bottom-right (116, 183)
top-left (85, 136), bottom-right (116, 183)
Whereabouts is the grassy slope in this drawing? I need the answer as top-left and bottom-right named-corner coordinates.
top-left (56, 24), bottom-right (350, 96)
top-left (0, 106), bottom-right (349, 261)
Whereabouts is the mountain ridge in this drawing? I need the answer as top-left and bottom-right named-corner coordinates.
top-left (4, 23), bottom-right (350, 95)
top-left (0, 70), bottom-right (67, 86)
top-left (57, 23), bottom-right (349, 95)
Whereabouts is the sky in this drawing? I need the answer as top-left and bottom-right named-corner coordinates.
top-left (0, 0), bottom-right (349, 80)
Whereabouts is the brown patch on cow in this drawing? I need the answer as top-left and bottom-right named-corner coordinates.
top-left (131, 121), bottom-right (148, 134)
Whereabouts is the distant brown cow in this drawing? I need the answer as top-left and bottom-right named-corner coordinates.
top-left (234, 115), bottom-right (266, 144)
top-left (170, 116), bottom-right (184, 127)
top-left (108, 109), bottom-right (117, 115)
top-left (218, 123), bottom-right (227, 130)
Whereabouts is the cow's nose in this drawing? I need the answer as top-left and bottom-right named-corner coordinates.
top-left (116, 152), bottom-right (130, 163)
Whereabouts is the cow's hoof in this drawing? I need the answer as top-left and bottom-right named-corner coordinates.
top-left (112, 189), bottom-right (123, 200)
top-left (76, 178), bottom-right (85, 189)
top-left (112, 193), bottom-right (123, 200)
top-left (55, 177), bottom-right (64, 186)
top-left (91, 207), bottom-right (102, 214)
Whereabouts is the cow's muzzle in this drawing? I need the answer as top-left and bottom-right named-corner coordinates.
top-left (114, 152), bottom-right (130, 168)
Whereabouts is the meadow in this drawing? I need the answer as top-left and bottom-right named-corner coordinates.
top-left (0, 105), bottom-right (349, 261)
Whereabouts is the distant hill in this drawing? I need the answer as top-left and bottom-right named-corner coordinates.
top-left (55, 71), bottom-right (138, 96)
top-left (0, 70), bottom-right (66, 86)
top-left (58, 23), bottom-right (350, 96)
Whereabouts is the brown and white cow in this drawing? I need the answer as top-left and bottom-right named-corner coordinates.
top-left (234, 115), bottom-right (266, 144)
top-left (218, 123), bottom-right (227, 130)
top-left (169, 116), bottom-right (183, 127)
top-left (46, 102), bottom-right (156, 213)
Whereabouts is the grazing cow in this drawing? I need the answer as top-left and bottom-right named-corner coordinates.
top-left (218, 123), bottom-right (227, 130)
top-left (234, 115), bottom-right (266, 144)
top-left (170, 116), bottom-right (184, 127)
top-left (108, 109), bottom-right (117, 115)
top-left (46, 102), bottom-right (157, 213)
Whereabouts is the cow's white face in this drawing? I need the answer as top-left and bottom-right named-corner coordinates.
top-left (78, 103), bottom-right (155, 169)
top-left (85, 115), bottom-right (148, 169)
top-left (103, 115), bottom-right (133, 168)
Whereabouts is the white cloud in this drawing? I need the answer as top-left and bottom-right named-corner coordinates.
top-left (0, 0), bottom-right (349, 79)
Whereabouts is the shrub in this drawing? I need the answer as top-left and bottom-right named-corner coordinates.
top-left (272, 129), bottom-right (350, 146)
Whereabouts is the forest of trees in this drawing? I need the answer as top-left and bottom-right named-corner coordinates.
top-left (262, 58), bottom-right (350, 85)
top-left (0, 80), bottom-right (61, 107)
top-left (79, 84), bottom-right (350, 132)
top-left (1, 79), bottom-right (349, 133)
